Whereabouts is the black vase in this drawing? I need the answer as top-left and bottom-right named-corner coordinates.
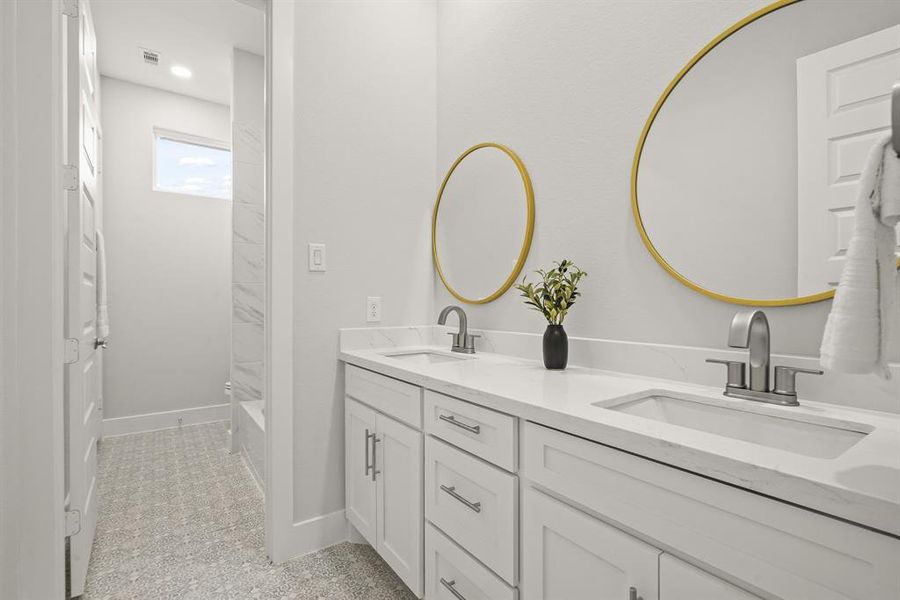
top-left (542, 324), bottom-right (568, 370)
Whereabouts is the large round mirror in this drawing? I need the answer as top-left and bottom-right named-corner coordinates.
top-left (433, 143), bottom-right (535, 303)
top-left (633, 0), bottom-right (900, 306)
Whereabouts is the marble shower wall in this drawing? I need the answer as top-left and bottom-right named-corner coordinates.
top-left (231, 49), bottom-right (266, 407)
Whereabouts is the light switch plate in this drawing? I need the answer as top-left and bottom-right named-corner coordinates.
top-left (366, 297), bottom-right (382, 322)
top-left (308, 243), bottom-right (326, 272)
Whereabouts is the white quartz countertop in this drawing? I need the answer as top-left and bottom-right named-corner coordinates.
top-left (340, 345), bottom-right (900, 538)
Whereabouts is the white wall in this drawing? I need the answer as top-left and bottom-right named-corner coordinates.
top-left (291, 0), bottom-right (436, 521)
top-left (101, 77), bottom-right (232, 420)
top-left (434, 0), bottom-right (900, 362)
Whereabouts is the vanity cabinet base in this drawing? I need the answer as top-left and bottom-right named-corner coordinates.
top-left (521, 422), bottom-right (900, 600)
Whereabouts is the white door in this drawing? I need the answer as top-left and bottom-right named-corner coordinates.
top-left (345, 399), bottom-right (378, 545)
top-left (375, 414), bottom-right (423, 597)
top-left (797, 25), bottom-right (900, 295)
top-left (65, 1), bottom-right (102, 595)
top-left (521, 487), bottom-right (660, 600)
top-left (659, 554), bottom-right (760, 600)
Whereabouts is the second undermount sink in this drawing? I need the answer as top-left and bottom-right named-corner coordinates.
top-left (380, 350), bottom-right (473, 365)
top-left (598, 391), bottom-right (871, 459)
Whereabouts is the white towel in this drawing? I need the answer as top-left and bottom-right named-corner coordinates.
top-left (96, 230), bottom-right (110, 340)
top-left (820, 134), bottom-right (900, 379)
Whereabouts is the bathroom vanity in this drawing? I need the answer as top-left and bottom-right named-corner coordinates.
top-left (340, 330), bottom-right (900, 600)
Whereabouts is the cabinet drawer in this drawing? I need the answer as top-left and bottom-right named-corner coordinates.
top-left (345, 364), bottom-right (422, 428)
top-left (424, 390), bottom-right (516, 471)
top-left (425, 523), bottom-right (516, 600)
top-left (522, 422), bottom-right (900, 600)
top-left (425, 436), bottom-right (518, 585)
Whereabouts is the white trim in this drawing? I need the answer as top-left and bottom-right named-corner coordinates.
top-left (265, 0), bottom-right (297, 564)
top-left (0, 1), bottom-right (68, 597)
top-left (101, 403), bottom-right (230, 437)
top-left (283, 510), bottom-right (350, 560)
top-left (153, 126), bottom-right (231, 152)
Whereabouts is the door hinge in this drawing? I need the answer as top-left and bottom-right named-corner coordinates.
top-left (62, 164), bottom-right (78, 191)
top-left (61, 0), bottom-right (79, 18)
top-left (65, 509), bottom-right (81, 537)
top-left (64, 338), bottom-right (79, 364)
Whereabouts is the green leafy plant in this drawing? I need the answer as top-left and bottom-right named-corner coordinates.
top-left (515, 260), bottom-right (588, 325)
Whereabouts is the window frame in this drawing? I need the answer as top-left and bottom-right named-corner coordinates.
top-left (152, 127), bottom-right (232, 200)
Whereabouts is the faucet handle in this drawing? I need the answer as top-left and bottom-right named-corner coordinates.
top-left (463, 333), bottom-right (481, 351)
top-left (706, 358), bottom-right (746, 389)
top-left (774, 366), bottom-right (823, 396)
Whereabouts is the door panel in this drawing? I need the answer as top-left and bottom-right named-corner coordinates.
top-left (66, 1), bottom-right (102, 595)
top-left (522, 487), bottom-right (660, 600)
top-left (376, 414), bottom-right (423, 597)
top-left (345, 398), bottom-right (377, 545)
top-left (797, 25), bottom-right (900, 295)
top-left (660, 554), bottom-right (759, 600)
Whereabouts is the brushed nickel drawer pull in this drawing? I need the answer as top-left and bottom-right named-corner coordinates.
top-left (440, 578), bottom-right (467, 600)
top-left (439, 414), bottom-right (480, 434)
top-left (440, 484), bottom-right (481, 513)
top-left (364, 429), bottom-right (375, 476)
top-left (372, 436), bottom-right (381, 481)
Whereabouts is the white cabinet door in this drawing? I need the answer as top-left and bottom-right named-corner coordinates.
top-left (660, 554), bottom-right (759, 600)
top-left (522, 487), bottom-right (660, 600)
top-left (345, 398), bottom-right (377, 545)
top-left (376, 414), bottom-right (423, 597)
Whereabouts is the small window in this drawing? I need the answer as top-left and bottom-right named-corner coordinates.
top-left (153, 128), bottom-right (232, 200)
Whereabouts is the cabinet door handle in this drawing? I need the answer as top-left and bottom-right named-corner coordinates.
top-left (440, 578), bottom-right (467, 600)
top-left (364, 429), bottom-right (375, 476)
top-left (439, 414), bottom-right (480, 434)
top-left (440, 484), bottom-right (481, 513)
top-left (371, 436), bottom-right (381, 481)
top-left (628, 586), bottom-right (642, 600)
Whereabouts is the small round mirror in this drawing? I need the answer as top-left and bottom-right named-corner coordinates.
top-left (433, 143), bottom-right (535, 304)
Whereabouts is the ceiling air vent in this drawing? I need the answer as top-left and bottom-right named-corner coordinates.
top-left (141, 48), bottom-right (160, 66)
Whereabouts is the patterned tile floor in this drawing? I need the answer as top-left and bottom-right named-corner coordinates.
top-left (82, 422), bottom-right (415, 600)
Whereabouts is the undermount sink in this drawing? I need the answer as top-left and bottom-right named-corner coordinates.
top-left (380, 350), bottom-right (473, 365)
top-left (599, 391), bottom-right (871, 459)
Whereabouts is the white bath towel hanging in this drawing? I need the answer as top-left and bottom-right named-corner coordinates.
top-left (96, 229), bottom-right (110, 341)
top-left (820, 134), bottom-right (900, 379)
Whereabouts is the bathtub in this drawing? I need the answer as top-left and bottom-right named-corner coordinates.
top-left (237, 399), bottom-right (265, 489)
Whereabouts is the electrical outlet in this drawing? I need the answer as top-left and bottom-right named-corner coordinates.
top-left (308, 243), bottom-right (326, 272)
top-left (366, 297), bottom-right (382, 323)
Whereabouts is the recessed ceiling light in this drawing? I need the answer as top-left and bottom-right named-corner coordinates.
top-left (170, 65), bottom-right (192, 79)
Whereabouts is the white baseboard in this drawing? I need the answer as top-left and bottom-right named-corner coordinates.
top-left (276, 509), bottom-right (349, 563)
top-left (102, 403), bottom-right (230, 437)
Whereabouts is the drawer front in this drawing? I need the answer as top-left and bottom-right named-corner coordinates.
top-left (424, 390), bottom-right (517, 471)
top-left (522, 422), bottom-right (900, 600)
top-left (345, 364), bottom-right (422, 428)
top-left (425, 523), bottom-right (516, 600)
top-left (425, 436), bottom-right (518, 584)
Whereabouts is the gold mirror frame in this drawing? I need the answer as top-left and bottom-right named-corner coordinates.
top-left (631, 0), bottom-right (898, 306)
top-left (432, 142), bottom-right (535, 304)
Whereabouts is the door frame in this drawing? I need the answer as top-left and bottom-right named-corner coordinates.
top-left (0, 0), bottom-right (298, 595)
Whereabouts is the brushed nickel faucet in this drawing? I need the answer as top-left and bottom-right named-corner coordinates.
top-left (707, 310), bottom-right (822, 406)
top-left (438, 305), bottom-right (479, 354)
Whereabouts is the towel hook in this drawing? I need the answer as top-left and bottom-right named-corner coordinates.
top-left (892, 80), bottom-right (900, 158)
